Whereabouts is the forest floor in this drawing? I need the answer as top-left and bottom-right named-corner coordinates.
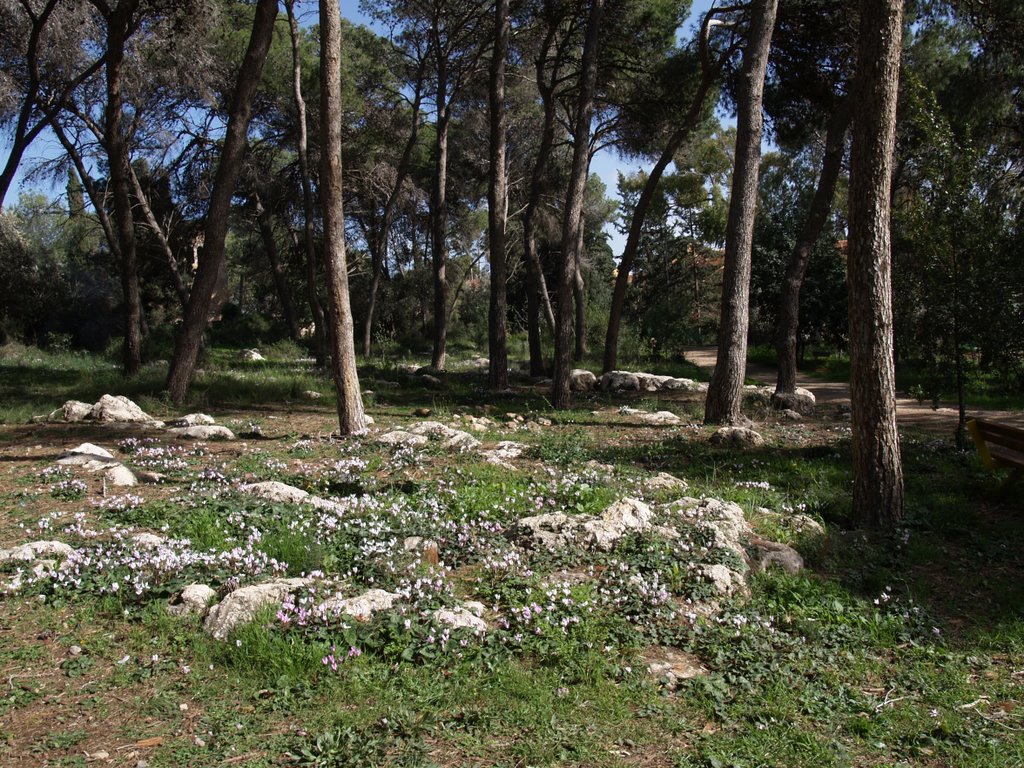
top-left (682, 346), bottom-right (1024, 432)
top-left (0, 345), bottom-right (1022, 768)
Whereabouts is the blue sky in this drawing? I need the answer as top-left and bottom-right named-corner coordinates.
top-left (5, 0), bottom-right (718, 255)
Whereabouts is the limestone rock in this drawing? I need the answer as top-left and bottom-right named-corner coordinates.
top-left (700, 563), bottom-right (740, 595)
top-left (433, 604), bottom-right (487, 633)
top-left (376, 430), bottom-right (428, 447)
top-left (442, 431), bottom-right (480, 452)
top-left (408, 421), bottom-right (459, 440)
top-left (600, 370), bottom-right (640, 392)
top-left (321, 588), bottom-right (400, 621)
top-left (301, 390), bottom-right (322, 400)
top-left (167, 425), bottom-right (235, 440)
top-left (741, 385), bottom-right (773, 408)
top-left (239, 481), bottom-right (310, 505)
top-left (49, 400), bottom-right (93, 423)
top-left (638, 410), bottom-right (681, 426)
top-left (0, 540), bottom-right (75, 564)
top-left (130, 532), bottom-right (164, 547)
top-left (57, 443), bottom-right (116, 466)
top-left (167, 413), bottom-right (215, 428)
top-left (570, 369), bottom-right (598, 392)
top-left (643, 646), bottom-right (708, 686)
top-left (241, 349), bottom-right (265, 362)
top-left (517, 512), bottom-right (576, 550)
top-left (780, 409), bottom-right (802, 421)
top-left (204, 578), bottom-right (312, 640)
top-left (645, 472), bottom-right (688, 493)
top-left (747, 537), bottom-right (804, 574)
top-left (771, 388), bottom-right (816, 414)
top-left (581, 497), bottom-right (654, 550)
top-left (104, 464), bottom-right (137, 487)
top-left (710, 426), bottom-right (765, 448)
top-left (167, 584), bottom-right (217, 617)
top-left (90, 395), bottom-right (161, 425)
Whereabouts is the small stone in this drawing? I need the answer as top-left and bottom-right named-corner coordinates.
top-left (241, 349), bottom-right (265, 362)
top-left (413, 407), bottom-right (432, 417)
top-left (301, 390), bottom-right (322, 400)
top-left (376, 430), bottom-right (428, 447)
top-left (90, 750), bottom-right (110, 760)
top-left (131, 533), bottom-right (164, 548)
top-left (167, 413), bottom-right (215, 428)
top-left (69, 645), bottom-right (82, 656)
top-left (104, 464), bottom-right (138, 487)
top-left (710, 426), bottom-right (765, 448)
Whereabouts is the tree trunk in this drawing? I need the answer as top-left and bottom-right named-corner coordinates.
top-left (552, 0), bottom-right (604, 408)
top-left (103, 0), bottom-right (143, 377)
top-left (602, 95), bottom-right (719, 372)
top-left (487, 0), bottom-right (510, 391)
top-left (573, 227), bottom-right (586, 361)
top-left (165, 0), bottom-right (278, 403)
top-left (846, 0), bottom-right (905, 527)
top-left (286, 0), bottom-right (327, 367)
top-left (704, 0), bottom-right (778, 424)
top-left (429, 39), bottom-right (451, 371)
top-left (253, 193), bottom-right (301, 341)
top-left (128, 163), bottom-right (189, 309)
top-left (774, 102), bottom-right (849, 398)
top-left (319, 0), bottom-right (366, 435)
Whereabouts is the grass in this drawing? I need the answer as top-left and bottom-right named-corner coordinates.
top-left (0, 344), bottom-right (1022, 767)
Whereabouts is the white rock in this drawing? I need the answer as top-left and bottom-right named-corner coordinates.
top-left (582, 497), bottom-right (654, 550)
top-left (643, 646), bottom-right (708, 685)
top-left (442, 431), bottom-right (480, 452)
top-left (321, 588), bottom-right (399, 621)
top-left (645, 472), bottom-right (688, 492)
top-left (570, 369), bottom-right (598, 392)
top-left (167, 413), bottom-right (215, 428)
top-left (433, 605), bottom-right (487, 633)
top-left (301, 390), bottom-right (322, 400)
top-left (747, 538), bottom-right (804, 574)
top-left (167, 584), bottom-right (217, 617)
top-left (204, 578), bottom-right (312, 640)
top-left (48, 400), bottom-right (93, 422)
top-left (0, 540), bottom-right (75, 564)
top-left (242, 349), bottom-right (265, 362)
top-left (710, 426), bottom-right (765, 448)
top-left (517, 512), bottom-right (576, 550)
top-left (377, 430), bottom-right (429, 447)
top-left (167, 425), bottom-right (235, 440)
top-left (130, 533), bottom-right (164, 547)
top-left (700, 563), bottom-right (739, 595)
top-left (104, 464), bottom-right (137, 487)
top-left (480, 441), bottom-right (525, 463)
top-left (408, 421), bottom-right (459, 440)
top-left (90, 394), bottom-right (161, 425)
top-left (600, 371), bottom-right (640, 392)
top-left (239, 481), bottom-right (310, 505)
top-left (638, 410), bottom-right (681, 426)
top-left (57, 443), bottom-right (115, 466)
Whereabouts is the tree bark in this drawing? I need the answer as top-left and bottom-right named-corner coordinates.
top-left (704, 0), bottom-right (779, 424)
top-left (101, 0), bottom-right (143, 377)
top-left (319, 0), bottom-right (366, 435)
top-left (573, 226), bottom-right (586, 361)
top-left (165, 0), bottom-right (278, 403)
top-left (487, 0), bottom-right (510, 391)
top-left (253, 193), bottom-right (301, 341)
top-left (430, 64), bottom-right (451, 371)
top-left (774, 102), bottom-right (849, 398)
top-left (128, 163), bottom-right (190, 309)
top-left (552, 0), bottom-right (604, 408)
top-left (846, 0), bottom-right (904, 527)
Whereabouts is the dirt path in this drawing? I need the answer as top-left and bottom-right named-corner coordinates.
top-left (682, 346), bottom-right (1024, 432)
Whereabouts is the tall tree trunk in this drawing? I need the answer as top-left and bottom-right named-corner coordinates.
top-left (552, 0), bottom-right (603, 408)
top-left (847, 0), bottom-right (905, 527)
top-left (286, 0), bottom-right (327, 367)
top-left (573, 227), bottom-right (586, 361)
top-left (487, 0), bottom-right (510, 391)
top-left (128, 164), bottom-right (189, 309)
top-left (774, 103), bottom-right (849, 398)
top-left (319, 0), bottom-right (366, 434)
top-left (704, 0), bottom-right (778, 424)
top-left (430, 98), bottom-right (451, 371)
top-left (103, 0), bottom-right (143, 377)
top-left (253, 193), bottom-right (301, 341)
top-left (165, 0), bottom-right (278, 403)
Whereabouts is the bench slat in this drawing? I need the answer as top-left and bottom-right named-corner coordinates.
top-left (968, 419), bottom-right (1024, 473)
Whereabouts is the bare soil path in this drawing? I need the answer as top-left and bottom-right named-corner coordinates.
top-left (682, 346), bottom-right (1024, 432)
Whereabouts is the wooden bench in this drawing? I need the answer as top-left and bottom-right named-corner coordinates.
top-left (967, 418), bottom-right (1024, 485)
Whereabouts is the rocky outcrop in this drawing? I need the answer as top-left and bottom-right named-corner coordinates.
top-left (0, 540), bottom-right (74, 564)
top-left (710, 426), bottom-right (765, 448)
top-left (167, 584), bottom-right (217, 617)
top-left (376, 430), bottom-right (429, 448)
top-left (433, 602), bottom-right (487, 632)
top-left (601, 370), bottom-right (706, 394)
top-left (321, 588), bottom-right (400, 621)
top-left (167, 425), bottom-right (235, 440)
top-left (518, 498), bottom-right (655, 552)
top-left (570, 369), bottom-right (598, 392)
top-left (167, 413), bottom-right (215, 428)
top-left (204, 578), bottom-right (312, 640)
top-left (90, 395), bottom-right (164, 427)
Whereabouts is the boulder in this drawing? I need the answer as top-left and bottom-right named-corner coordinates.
top-left (442, 431), bottom-right (480, 452)
top-left (103, 464), bottom-right (137, 487)
top-left (741, 385), bottom-right (773, 408)
top-left (699, 563), bottom-right (740, 596)
top-left (600, 370), bottom-right (640, 393)
top-left (321, 588), bottom-right (400, 621)
top-left (376, 430), bottom-right (428, 447)
top-left (57, 443), bottom-right (116, 466)
top-left (301, 390), bottom-right (322, 400)
top-left (779, 409), bottom-right (802, 421)
top-left (517, 512), bottom-right (577, 550)
top-left (130, 532), bottom-right (164, 547)
top-left (645, 472), bottom-right (688, 493)
top-left (771, 387), bottom-right (816, 414)
top-left (90, 395), bottom-right (162, 425)
top-left (167, 413), bottom-right (215, 428)
top-left (747, 537), bottom-right (804, 574)
top-left (49, 400), bottom-right (93, 423)
top-left (241, 349), bottom-right (265, 362)
top-left (204, 577), bottom-right (312, 640)
top-left (480, 441), bottom-right (525, 465)
top-left (0, 540), bottom-right (75, 564)
top-left (167, 584), bottom-right (217, 617)
top-left (239, 481), bottom-right (309, 505)
top-left (642, 646), bottom-right (708, 686)
top-left (570, 369), bottom-right (598, 392)
top-left (710, 426), bottom-right (765, 448)
top-left (167, 425), bottom-right (235, 440)
top-left (407, 421), bottom-right (459, 440)
top-left (581, 497), bottom-right (654, 550)
top-left (433, 604), bottom-right (487, 633)
top-left (638, 410), bottom-right (681, 426)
